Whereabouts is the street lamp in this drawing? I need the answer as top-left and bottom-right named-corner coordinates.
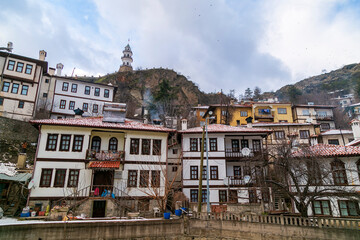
top-left (0, 42), bottom-right (13, 52)
top-left (205, 111), bottom-right (215, 213)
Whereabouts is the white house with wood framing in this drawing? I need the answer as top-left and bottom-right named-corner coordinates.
top-left (28, 105), bottom-right (174, 217)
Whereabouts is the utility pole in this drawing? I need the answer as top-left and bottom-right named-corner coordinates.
top-left (197, 126), bottom-right (205, 212)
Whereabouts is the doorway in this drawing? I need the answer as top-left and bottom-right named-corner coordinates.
top-left (92, 200), bottom-right (106, 218)
top-left (92, 170), bottom-right (114, 196)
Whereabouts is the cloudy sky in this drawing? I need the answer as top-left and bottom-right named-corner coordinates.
top-left (1, 0), bottom-right (360, 96)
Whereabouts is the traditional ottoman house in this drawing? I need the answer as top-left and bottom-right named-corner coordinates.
top-left (179, 120), bottom-right (273, 213)
top-left (279, 144), bottom-right (360, 217)
top-left (28, 103), bottom-right (175, 218)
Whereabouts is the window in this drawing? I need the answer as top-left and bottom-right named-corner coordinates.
top-left (331, 160), bottom-right (347, 185)
top-left (0, 98), bottom-right (3, 105)
top-left (72, 135), bottom-right (84, 152)
top-left (139, 170), bottom-right (149, 187)
top-left (202, 167), bottom-right (207, 180)
top-left (307, 161), bottom-right (322, 185)
top-left (234, 166), bottom-right (241, 179)
top-left (141, 139), bottom-right (150, 155)
top-left (253, 140), bottom-right (261, 152)
top-left (68, 169), bottom-right (80, 187)
top-left (229, 190), bottom-right (238, 203)
top-left (94, 88), bottom-right (100, 96)
top-left (236, 120), bottom-right (240, 126)
top-left (243, 166), bottom-right (251, 176)
top-left (172, 166), bottom-right (178, 172)
top-left (53, 169), bottom-right (66, 187)
top-left (104, 89), bottom-right (109, 98)
top-left (258, 108), bottom-right (271, 115)
top-left (84, 86), bottom-right (90, 95)
top-left (300, 130), bottom-right (310, 139)
top-left (45, 79), bottom-right (49, 83)
top-left (241, 139), bottom-right (249, 149)
top-left (153, 139), bottom-right (162, 155)
top-left (43, 93), bottom-right (48, 98)
top-left (2, 82), bottom-right (10, 92)
top-left (222, 110), bottom-right (228, 116)
top-left (313, 200), bottom-right (331, 216)
top-left (93, 104), bottom-right (98, 113)
top-left (190, 166), bottom-right (198, 180)
top-left (190, 138), bottom-right (198, 152)
top-left (210, 166), bottom-right (218, 179)
top-left (62, 82), bottom-right (69, 91)
top-left (219, 190), bottom-right (227, 203)
top-left (320, 123), bottom-right (330, 131)
top-left (25, 64), bottom-right (33, 74)
top-left (82, 103), bottom-right (88, 112)
top-left (130, 138), bottom-right (140, 154)
top-left (201, 190), bottom-right (207, 203)
top-left (190, 189), bottom-right (198, 202)
top-left (21, 85), bottom-right (29, 95)
top-left (302, 109), bottom-right (310, 116)
top-left (172, 149), bottom-right (178, 154)
top-left (71, 84), bottom-right (77, 93)
top-left (59, 135), bottom-right (71, 151)
top-left (232, 139), bottom-right (240, 152)
top-left (16, 62), bottom-right (24, 72)
top-left (199, 111), bottom-right (205, 117)
top-left (7, 60), bottom-right (15, 71)
top-left (91, 136), bottom-right (101, 152)
top-left (277, 108), bottom-right (287, 114)
top-left (46, 134), bottom-right (58, 151)
top-left (274, 131), bottom-right (285, 139)
top-left (40, 169), bottom-right (53, 187)
top-left (18, 101), bottom-right (24, 108)
top-left (69, 101), bottom-right (75, 110)
top-left (209, 138), bottom-right (217, 151)
top-left (128, 170), bottom-right (137, 187)
top-left (317, 111), bottom-right (327, 117)
top-left (240, 111), bottom-right (248, 117)
top-left (11, 83), bottom-right (19, 94)
top-left (108, 137), bottom-right (118, 151)
top-left (248, 188), bottom-right (257, 203)
top-left (261, 188), bottom-right (270, 203)
top-left (151, 170), bottom-right (160, 187)
top-left (60, 100), bottom-right (66, 109)
top-left (328, 139), bottom-right (340, 145)
top-left (339, 200), bottom-right (359, 217)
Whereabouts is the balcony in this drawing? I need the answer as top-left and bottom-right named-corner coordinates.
top-left (254, 112), bottom-right (274, 120)
top-left (86, 150), bottom-right (125, 162)
top-left (315, 115), bottom-right (333, 121)
top-left (225, 148), bottom-right (266, 161)
top-left (228, 176), bottom-right (258, 187)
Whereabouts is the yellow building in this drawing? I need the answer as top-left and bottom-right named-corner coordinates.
top-left (252, 102), bottom-right (293, 123)
top-left (205, 104), bottom-right (252, 126)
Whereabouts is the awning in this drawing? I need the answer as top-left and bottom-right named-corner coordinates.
top-left (88, 161), bottom-right (121, 169)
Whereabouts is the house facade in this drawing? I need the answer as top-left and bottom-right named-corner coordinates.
top-left (28, 111), bottom-right (174, 217)
top-left (292, 104), bottom-right (337, 131)
top-left (252, 102), bottom-right (293, 123)
top-left (180, 124), bottom-right (272, 213)
top-left (291, 144), bottom-right (360, 218)
top-left (0, 51), bottom-right (48, 121)
top-left (37, 74), bottom-right (116, 119)
top-left (319, 129), bottom-right (354, 146)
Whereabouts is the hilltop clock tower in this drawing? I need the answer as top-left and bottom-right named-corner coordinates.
top-left (119, 44), bottom-right (133, 72)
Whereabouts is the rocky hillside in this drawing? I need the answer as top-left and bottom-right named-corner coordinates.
top-left (0, 117), bottom-right (38, 164)
top-left (81, 69), bottom-right (227, 118)
top-left (265, 63), bottom-right (360, 101)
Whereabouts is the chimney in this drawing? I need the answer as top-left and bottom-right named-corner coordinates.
top-left (350, 119), bottom-right (360, 140)
top-left (56, 63), bottom-right (64, 76)
top-left (39, 50), bottom-right (47, 61)
top-left (48, 67), bottom-right (55, 76)
top-left (74, 108), bottom-right (84, 119)
top-left (245, 116), bottom-right (253, 128)
top-left (103, 103), bottom-right (126, 123)
top-left (181, 119), bottom-right (188, 130)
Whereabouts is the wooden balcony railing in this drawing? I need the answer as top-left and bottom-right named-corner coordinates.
top-left (315, 115), bottom-right (334, 121)
top-left (86, 150), bottom-right (125, 161)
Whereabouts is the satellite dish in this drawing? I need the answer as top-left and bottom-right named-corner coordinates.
top-left (244, 175), bottom-right (251, 184)
top-left (223, 177), bottom-right (229, 186)
top-left (28, 179), bottom-right (35, 189)
top-left (306, 118), bottom-right (313, 123)
top-left (241, 147), bottom-right (251, 156)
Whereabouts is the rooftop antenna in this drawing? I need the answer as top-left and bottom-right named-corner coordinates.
top-left (71, 67), bottom-right (76, 77)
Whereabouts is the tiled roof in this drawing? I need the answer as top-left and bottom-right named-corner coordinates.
top-left (88, 161), bottom-right (121, 168)
top-left (320, 129), bottom-right (353, 136)
top-left (253, 122), bottom-right (315, 127)
top-left (292, 144), bottom-right (360, 158)
top-left (346, 139), bottom-right (360, 147)
top-left (293, 104), bottom-right (337, 108)
top-left (30, 117), bottom-right (175, 133)
top-left (179, 124), bottom-right (272, 134)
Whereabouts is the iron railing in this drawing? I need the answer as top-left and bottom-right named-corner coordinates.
top-left (86, 150), bottom-right (125, 162)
